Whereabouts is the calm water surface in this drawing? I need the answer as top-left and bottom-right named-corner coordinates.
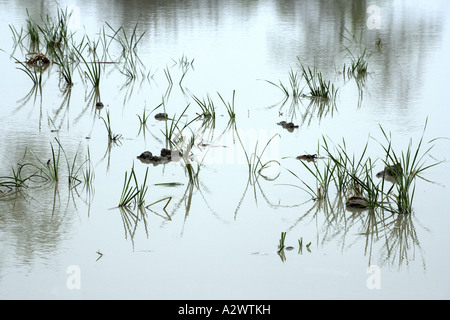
top-left (1, 0), bottom-right (449, 299)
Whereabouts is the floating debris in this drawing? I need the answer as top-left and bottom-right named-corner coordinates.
top-left (137, 148), bottom-right (180, 166)
top-left (296, 154), bottom-right (317, 162)
top-left (345, 195), bottom-right (369, 209)
top-left (277, 121), bottom-right (299, 131)
top-left (154, 182), bottom-right (184, 187)
top-left (26, 52), bottom-right (50, 67)
top-left (376, 163), bottom-right (402, 179)
top-left (154, 113), bottom-right (168, 120)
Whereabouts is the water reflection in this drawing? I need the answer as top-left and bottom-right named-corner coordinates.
top-left (282, 193), bottom-right (426, 270)
top-left (0, 184), bottom-right (80, 267)
top-left (1, 0), bottom-right (449, 298)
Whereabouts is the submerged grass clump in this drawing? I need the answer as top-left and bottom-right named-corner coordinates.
top-left (191, 93), bottom-right (216, 119)
top-left (299, 63), bottom-right (338, 101)
top-left (0, 138), bottom-right (95, 196)
top-left (101, 110), bottom-right (122, 142)
top-left (266, 68), bottom-right (303, 99)
top-left (377, 120), bottom-right (441, 214)
top-left (292, 120), bottom-right (442, 214)
top-left (342, 27), bottom-right (371, 79)
top-left (217, 90), bottom-right (236, 119)
top-left (117, 165), bottom-right (172, 214)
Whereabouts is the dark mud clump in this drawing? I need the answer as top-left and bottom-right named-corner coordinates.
top-left (277, 121), bottom-right (299, 132)
top-left (137, 148), bottom-right (179, 166)
top-left (154, 113), bottom-right (168, 120)
top-left (376, 163), bottom-right (402, 179)
top-left (345, 195), bottom-right (369, 209)
top-left (296, 154), bottom-right (317, 162)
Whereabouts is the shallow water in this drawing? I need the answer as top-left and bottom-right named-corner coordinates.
top-left (1, 0), bottom-right (450, 299)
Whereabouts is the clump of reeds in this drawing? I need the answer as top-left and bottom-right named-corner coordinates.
top-left (82, 147), bottom-right (95, 189)
top-left (117, 165), bottom-right (171, 211)
top-left (25, 9), bottom-right (40, 52)
top-left (299, 63), bottom-right (338, 101)
top-left (236, 131), bottom-right (280, 187)
top-left (377, 120), bottom-right (441, 214)
top-left (101, 109), bottom-right (122, 142)
top-left (265, 68), bottom-right (303, 99)
top-left (137, 108), bottom-right (150, 136)
top-left (161, 103), bottom-right (200, 150)
top-left (53, 47), bottom-right (76, 87)
top-left (342, 27), bottom-right (371, 79)
top-left (191, 93), bottom-right (216, 119)
top-left (14, 57), bottom-right (44, 87)
top-left (37, 7), bottom-right (72, 58)
top-left (176, 54), bottom-right (194, 85)
top-left (292, 120), bottom-right (441, 214)
top-left (278, 231), bottom-right (287, 253)
top-left (0, 163), bottom-right (35, 192)
top-left (73, 39), bottom-right (102, 88)
top-left (217, 90), bottom-right (236, 119)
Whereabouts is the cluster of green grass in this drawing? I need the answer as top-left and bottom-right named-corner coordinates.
top-left (266, 27), bottom-right (377, 117)
top-left (0, 138), bottom-right (94, 196)
top-left (289, 121), bottom-right (441, 215)
top-left (277, 232), bottom-right (311, 261)
top-left (101, 109), bottom-right (122, 143)
top-left (300, 63), bottom-right (339, 101)
top-left (105, 22), bottom-right (147, 80)
top-left (342, 27), bottom-right (371, 79)
top-left (117, 165), bottom-right (172, 214)
top-left (266, 59), bottom-right (339, 102)
top-left (10, 7), bottom-right (153, 96)
top-left (265, 68), bottom-right (303, 99)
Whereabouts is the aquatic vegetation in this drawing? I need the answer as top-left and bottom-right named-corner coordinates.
top-left (25, 9), bottom-right (40, 52)
top-left (54, 138), bottom-right (91, 188)
top-left (118, 167), bottom-right (139, 208)
top-left (73, 39), bottom-right (102, 88)
top-left (9, 24), bottom-right (26, 54)
top-left (137, 107), bottom-right (151, 136)
top-left (342, 28), bottom-right (371, 79)
top-left (217, 90), bottom-right (236, 119)
top-left (136, 167), bottom-right (149, 207)
top-left (266, 68), bottom-right (303, 99)
top-left (106, 21), bottom-right (145, 60)
top-left (293, 121), bottom-right (441, 214)
top-left (101, 110), bottom-right (122, 142)
top-left (176, 54), bottom-right (195, 86)
top-left (343, 48), bottom-right (370, 78)
top-left (277, 231), bottom-right (287, 253)
top-left (161, 103), bottom-right (200, 150)
top-left (191, 92), bottom-right (216, 119)
top-left (53, 47), bottom-right (77, 87)
top-left (299, 63), bottom-right (338, 101)
top-left (14, 57), bottom-right (44, 87)
top-left (117, 164), bottom-right (172, 215)
top-left (37, 7), bottom-right (72, 58)
top-left (238, 132), bottom-right (281, 186)
top-left (82, 148), bottom-right (95, 189)
top-left (286, 154), bottom-right (336, 201)
top-left (34, 140), bottom-right (61, 183)
top-left (377, 120), bottom-right (441, 214)
top-left (146, 196), bottom-right (172, 212)
top-left (0, 163), bottom-right (35, 191)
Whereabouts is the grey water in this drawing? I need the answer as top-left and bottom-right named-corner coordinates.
top-left (1, 0), bottom-right (449, 299)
